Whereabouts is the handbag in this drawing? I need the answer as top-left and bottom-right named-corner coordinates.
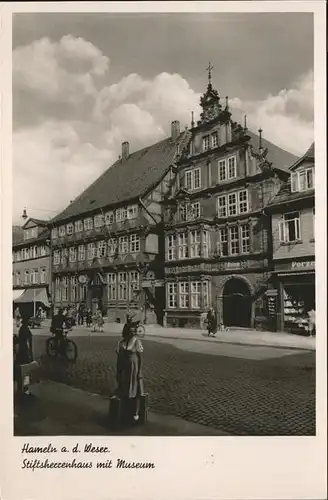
top-left (20, 360), bottom-right (40, 386)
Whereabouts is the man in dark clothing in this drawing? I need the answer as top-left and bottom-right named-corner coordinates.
top-left (50, 309), bottom-right (67, 352)
top-left (16, 317), bottom-right (33, 395)
top-left (206, 308), bottom-right (218, 337)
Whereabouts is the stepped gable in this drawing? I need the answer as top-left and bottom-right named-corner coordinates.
top-left (51, 133), bottom-right (185, 224)
top-left (246, 130), bottom-right (298, 173)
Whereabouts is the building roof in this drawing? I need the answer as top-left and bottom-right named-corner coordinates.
top-left (289, 142), bottom-right (314, 171)
top-left (247, 130), bottom-right (298, 173)
top-left (13, 227), bottom-right (50, 249)
top-left (51, 133), bottom-right (186, 224)
top-left (12, 225), bottom-right (24, 245)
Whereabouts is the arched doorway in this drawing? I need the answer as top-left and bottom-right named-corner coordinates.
top-left (223, 278), bottom-right (252, 328)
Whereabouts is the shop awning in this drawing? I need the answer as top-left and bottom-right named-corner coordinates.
top-left (13, 289), bottom-right (25, 301)
top-left (14, 287), bottom-right (50, 308)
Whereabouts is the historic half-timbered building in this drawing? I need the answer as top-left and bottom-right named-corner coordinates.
top-left (266, 143), bottom-right (315, 333)
top-left (12, 215), bottom-right (51, 317)
top-left (163, 70), bottom-right (298, 329)
top-left (50, 121), bottom-right (190, 324)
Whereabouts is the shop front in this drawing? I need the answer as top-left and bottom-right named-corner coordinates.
top-left (272, 258), bottom-right (315, 333)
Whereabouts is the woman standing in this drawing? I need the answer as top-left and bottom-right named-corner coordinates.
top-left (16, 316), bottom-right (34, 395)
top-left (206, 307), bottom-right (218, 337)
top-left (116, 316), bottom-right (144, 422)
top-left (14, 307), bottom-right (21, 328)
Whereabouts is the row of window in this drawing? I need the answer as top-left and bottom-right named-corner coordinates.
top-left (166, 224), bottom-right (251, 260)
top-left (53, 235), bottom-right (141, 265)
top-left (14, 268), bottom-right (47, 286)
top-left (184, 156), bottom-right (237, 191)
top-left (291, 167), bottom-right (314, 193)
top-left (54, 272), bottom-right (140, 303)
top-left (167, 281), bottom-right (210, 309)
top-left (24, 228), bottom-right (38, 241)
top-left (51, 205), bottom-right (139, 239)
top-left (13, 245), bottom-right (49, 263)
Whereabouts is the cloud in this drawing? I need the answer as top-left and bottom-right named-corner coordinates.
top-left (13, 35), bottom-right (314, 224)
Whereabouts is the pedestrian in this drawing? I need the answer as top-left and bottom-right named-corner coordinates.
top-left (116, 316), bottom-right (145, 422)
top-left (86, 309), bottom-right (92, 328)
top-left (95, 308), bottom-right (104, 332)
top-left (206, 307), bottom-right (218, 337)
top-left (16, 316), bottom-right (34, 396)
top-left (308, 308), bottom-right (316, 337)
top-left (14, 306), bottom-right (21, 328)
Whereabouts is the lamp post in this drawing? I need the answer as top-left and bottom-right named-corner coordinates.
top-left (45, 238), bottom-right (53, 318)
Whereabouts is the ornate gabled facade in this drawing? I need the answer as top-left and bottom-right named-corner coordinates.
top-left (266, 142), bottom-right (315, 333)
top-left (49, 122), bottom-right (191, 323)
top-left (12, 216), bottom-right (51, 317)
top-left (163, 70), bottom-right (298, 329)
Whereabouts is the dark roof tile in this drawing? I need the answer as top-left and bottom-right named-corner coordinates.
top-left (247, 130), bottom-right (298, 173)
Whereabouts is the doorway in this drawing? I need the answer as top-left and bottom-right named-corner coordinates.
top-left (223, 278), bottom-right (252, 327)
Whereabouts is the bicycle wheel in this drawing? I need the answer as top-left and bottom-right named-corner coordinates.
top-left (136, 324), bottom-right (146, 337)
top-left (46, 338), bottom-right (57, 357)
top-left (65, 339), bottom-right (78, 362)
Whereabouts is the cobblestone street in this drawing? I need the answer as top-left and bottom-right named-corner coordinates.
top-left (30, 332), bottom-right (315, 436)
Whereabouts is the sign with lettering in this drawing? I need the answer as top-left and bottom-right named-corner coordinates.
top-left (267, 296), bottom-right (277, 317)
top-left (274, 259), bottom-right (315, 272)
top-left (291, 260), bottom-right (315, 270)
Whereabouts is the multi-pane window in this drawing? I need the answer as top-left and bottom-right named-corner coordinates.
top-left (24, 271), bottom-right (29, 285)
top-left (70, 276), bottom-right (78, 302)
top-left (190, 230), bottom-right (201, 258)
top-left (178, 232), bottom-right (188, 259)
top-left (54, 250), bottom-right (60, 265)
top-left (238, 190), bottom-right (248, 213)
top-left (40, 268), bottom-right (46, 284)
top-left (127, 205), bottom-right (138, 219)
top-left (39, 245), bottom-right (47, 257)
top-left (79, 283), bottom-right (87, 301)
top-left (87, 243), bottom-right (96, 260)
top-left (94, 214), bottom-right (104, 228)
top-left (84, 218), bottom-right (93, 231)
top-left (217, 196), bottom-right (227, 217)
top-left (167, 283), bottom-right (177, 308)
top-left (203, 135), bottom-right (210, 152)
top-left (167, 235), bottom-right (176, 261)
top-left (119, 236), bottom-right (129, 254)
top-left (189, 202), bottom-right (200, 220)
top-left (30, 269), bottom-right (38, 284)
top-left (218, 156), bottom-right (237, 181)
top-left (108, 238), bottom-right (117, 256)
top-left (66, 223), bottom-right (74, 235)
top-left (203, 231), bottom-right (209, 257)
top-left (15, 272), bottom-right (21, 286)
top-left (62, 277), bottom-right (68, 301)
top-left (291, 168), bottom-right (314, 192)
top-left (211, 132), bottom-right (218, 148)
top-left (116, 208), bottom-right (127, 222)
top-left (69, 247), bottom-right (77, 262)
top-left (118, 272), bottom-right (128, 301)
top-left (191, 282), bottom-right (201, 309)
top-left (61, 248), bottom-right (68, 264)
top-left (59, 226), bottom-right (66, 237)
top-left (107, 273), bottom-right (117, 301)
top-left (78, 245), bottom-right (85, 261)
top-left (217, 228), bottom-right (228, 256)
top-left (105, 211), bottom-right (115, 225)
top-left (179, 205), bottom-right (187, 222)
top-left (202, 281), bottom-right (209, 309)
top-left (129, 271), bottom-right (140, 300)
top-left (51, 228), bottom-right (58, 239)
top-left (130, 234), bottom-right (140, 253)
top-left (179, 282), bottom-right (189, 308)
top-left (228, 193), bottom-right (237, 216)
top-left (75, 220), bottom-right (83, 233)
top-left (229, 226), bottom-right (239, 255)
top-left (97, 240), bottom-right (107, 258)
top-left (240, 224), bottom-right (250, 253)
top-left (185, 168), bottom-right (201, 191)
top-left (55, 277), bottom-right (61, 301)
top-left (279, 212), bottom-right (301, 243)
top-left (30, 246), bottom-right (37, 259)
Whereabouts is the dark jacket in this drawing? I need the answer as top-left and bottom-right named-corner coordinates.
top-left (17, 324), bottom-right (33, 364)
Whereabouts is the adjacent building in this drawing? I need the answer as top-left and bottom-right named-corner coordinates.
top-left (162, 74), bottom-right (298, 329)
top-left (266, 143), bottom-right (315, 333)
top-left (49, 122), bottom-right (190, 324)
top-left (12, 216), bottom-right (51, 317)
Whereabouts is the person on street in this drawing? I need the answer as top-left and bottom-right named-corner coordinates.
top-left (206, 308), bottom-right (218, 337)
top-left (116, 315), bottom-right (144, 423)
top-left (308, 308), bottom-right (316, 337)
top-left (50, 308), bottom-right (67, 352)
top-left (16, 316), bottom-right (34, 395)
top-left (86, 309), bottom-right (92, 328)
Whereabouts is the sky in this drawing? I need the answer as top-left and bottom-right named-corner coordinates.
top-left (12, 12), bottom-right (314, 224)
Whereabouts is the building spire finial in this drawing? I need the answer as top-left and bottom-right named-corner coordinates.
top-left (244, 114), bottom-right (247, 130)
top-left (191, 111), bottom-right (195, 129)
top-left (258, 128), bottom-right (263, 150)
top-left (206, 61), bottom-right (214, 86)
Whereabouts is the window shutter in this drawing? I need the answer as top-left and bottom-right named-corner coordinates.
top-left (291, 172), bottom-right (298, 192)
top-left (295, 218), bottom-right (301, 240)
top-left (278, 221), bottom-right (285, 242)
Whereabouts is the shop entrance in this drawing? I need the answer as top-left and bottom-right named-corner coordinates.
top-left (223, 278), bottom-right (252, 327)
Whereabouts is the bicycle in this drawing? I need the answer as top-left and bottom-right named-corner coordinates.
top-left (46, 328), bottom-right (78, 362)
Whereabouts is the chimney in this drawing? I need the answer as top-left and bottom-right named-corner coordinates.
top-left (171, 120), bottom-right (180, 140)
top-left (122, 141), bottom-right (129, 161)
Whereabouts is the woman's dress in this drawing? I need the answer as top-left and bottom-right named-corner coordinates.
top-left (116, 336), bottom-right (144, 399)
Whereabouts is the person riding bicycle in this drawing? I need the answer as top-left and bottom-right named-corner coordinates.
top-left (50, 308), bottom-right (67, 352)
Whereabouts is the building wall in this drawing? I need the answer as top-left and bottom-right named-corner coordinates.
top-left (13, 255), bottom-right (50, 287)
